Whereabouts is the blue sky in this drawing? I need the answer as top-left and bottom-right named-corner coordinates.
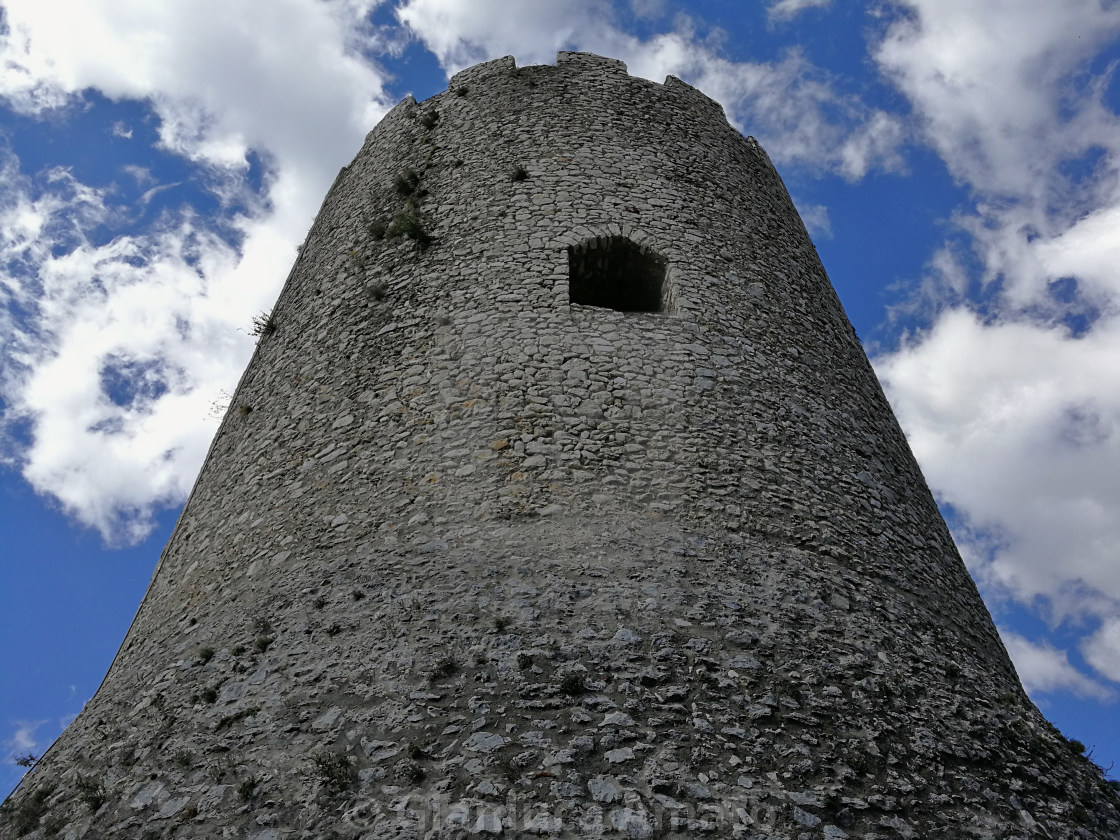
top-left (2, 0), bottom-right (1119, 797)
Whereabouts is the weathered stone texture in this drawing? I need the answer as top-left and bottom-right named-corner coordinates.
top-left (4, 51), bottom-right (1118, 839)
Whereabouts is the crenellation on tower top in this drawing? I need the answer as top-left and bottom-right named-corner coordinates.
top-left (443, 52), bottom-right (730, 135)
top-left (556, 50), bottom-right (627, 73)
top-left (663, 73), bottom-right (728, 120)
top-left (446, 54), bottom-right (515, 90)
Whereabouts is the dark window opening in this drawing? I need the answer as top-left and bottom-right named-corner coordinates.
top-left (568, 236), bottom-right (666, 313)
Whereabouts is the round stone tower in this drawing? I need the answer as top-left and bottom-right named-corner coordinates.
top-left (4, 52), bottom-right (1118, 839)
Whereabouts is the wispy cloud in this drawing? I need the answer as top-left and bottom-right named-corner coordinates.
top-left (2, 719), bottom-right (45, 765)
top-left (628, 0), bottom-right (666, 19)
top-left (1001, 629), bottom-right (1115, 701)
top-left (0, 160), bottom-right (247, 542)
top-left (768, 0), bottom-right (831, 23)
top-left (0, 0), bottom-right (390, 174)
top-left (1084, 619), bottom-right (1120, 684)
top-left (792, 199), bottom-right (832, 239)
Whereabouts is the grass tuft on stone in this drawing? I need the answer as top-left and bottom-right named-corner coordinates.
top-left (394, 169), bottom-right (421, 197)
top-left (431, 656), bottom-right (459, 681)
top-left (250, 310), bottom-right (277, 339)
top-left (310, 752), bottom-right (357, 796)
top-left (237, 775), bottom-right (259, 802)
top-left (389, 211), bottom-right (432, 246)
top-left (75, 774), bottom-right (106, 811)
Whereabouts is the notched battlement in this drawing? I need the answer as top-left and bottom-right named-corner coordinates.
top-left (357, 93), bottom-right (420, 146)
top-left (446, 51), bottom-right (727, 124)
top-left (447, 55), bottom-right (516, 88)
top-left (556, 50), bottom-right (628, 74)
top-left (663, 73), bottom-right (726, 120)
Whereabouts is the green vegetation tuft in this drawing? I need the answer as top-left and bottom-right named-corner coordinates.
top-left (310, 752), bottom-right (357, 796)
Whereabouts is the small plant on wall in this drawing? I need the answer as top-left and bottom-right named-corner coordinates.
top-left (394, 168), bottom-right (421, 197)
top-left (250, 310), bottom-right (277, 339)
top-left (75, 774), bottom-right (107, 811)
top-left (310, 752), bottom-right (357, 796)
top-left (390, 212), bottom-right (432, 246)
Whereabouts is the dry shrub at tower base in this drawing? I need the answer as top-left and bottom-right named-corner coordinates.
top-left (3, 51), bottom-right (1118, 840)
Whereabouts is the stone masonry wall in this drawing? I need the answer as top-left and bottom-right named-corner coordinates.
top-left (4, 52), bottom-right (1118, 840)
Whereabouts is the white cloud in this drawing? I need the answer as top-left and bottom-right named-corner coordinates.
top-left (2, 719), bottom-right (45, 763)
top-left (872, 0), bottom-right (1120, 690)
top-left (628, 0), bottom-right (666, 19)
top-left (0, 0), bottom-right (388, 177)
top-left (877, 0), bottom-right (1120, 308)
top-left (877, 0), bottom-right (1120, 200)
top-left (0, 1), bottom-right (397, 542)
top-left (687, 48), bottom-right (906, 179)
top-left (768, 0), bottom-right (830, 23)
top-left (1083, 620), bottom-right (1120, 684)
top-left (396, 0), bottom-right (609, 71)
top-left (397, 0), bottom-right (905, 177)
top-left (1001, 629), bottom-right (1114, 701)
top-left (0, 163), bottom-right (251, 542)
top-left (793, 199), bottom-right (832, 239)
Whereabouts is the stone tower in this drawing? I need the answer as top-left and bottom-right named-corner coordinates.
top-left (4, 52), bottom-right (1118, 839)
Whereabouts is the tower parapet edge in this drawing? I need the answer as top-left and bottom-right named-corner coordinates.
top-left (4, 51), bottom-right (1118, 839)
